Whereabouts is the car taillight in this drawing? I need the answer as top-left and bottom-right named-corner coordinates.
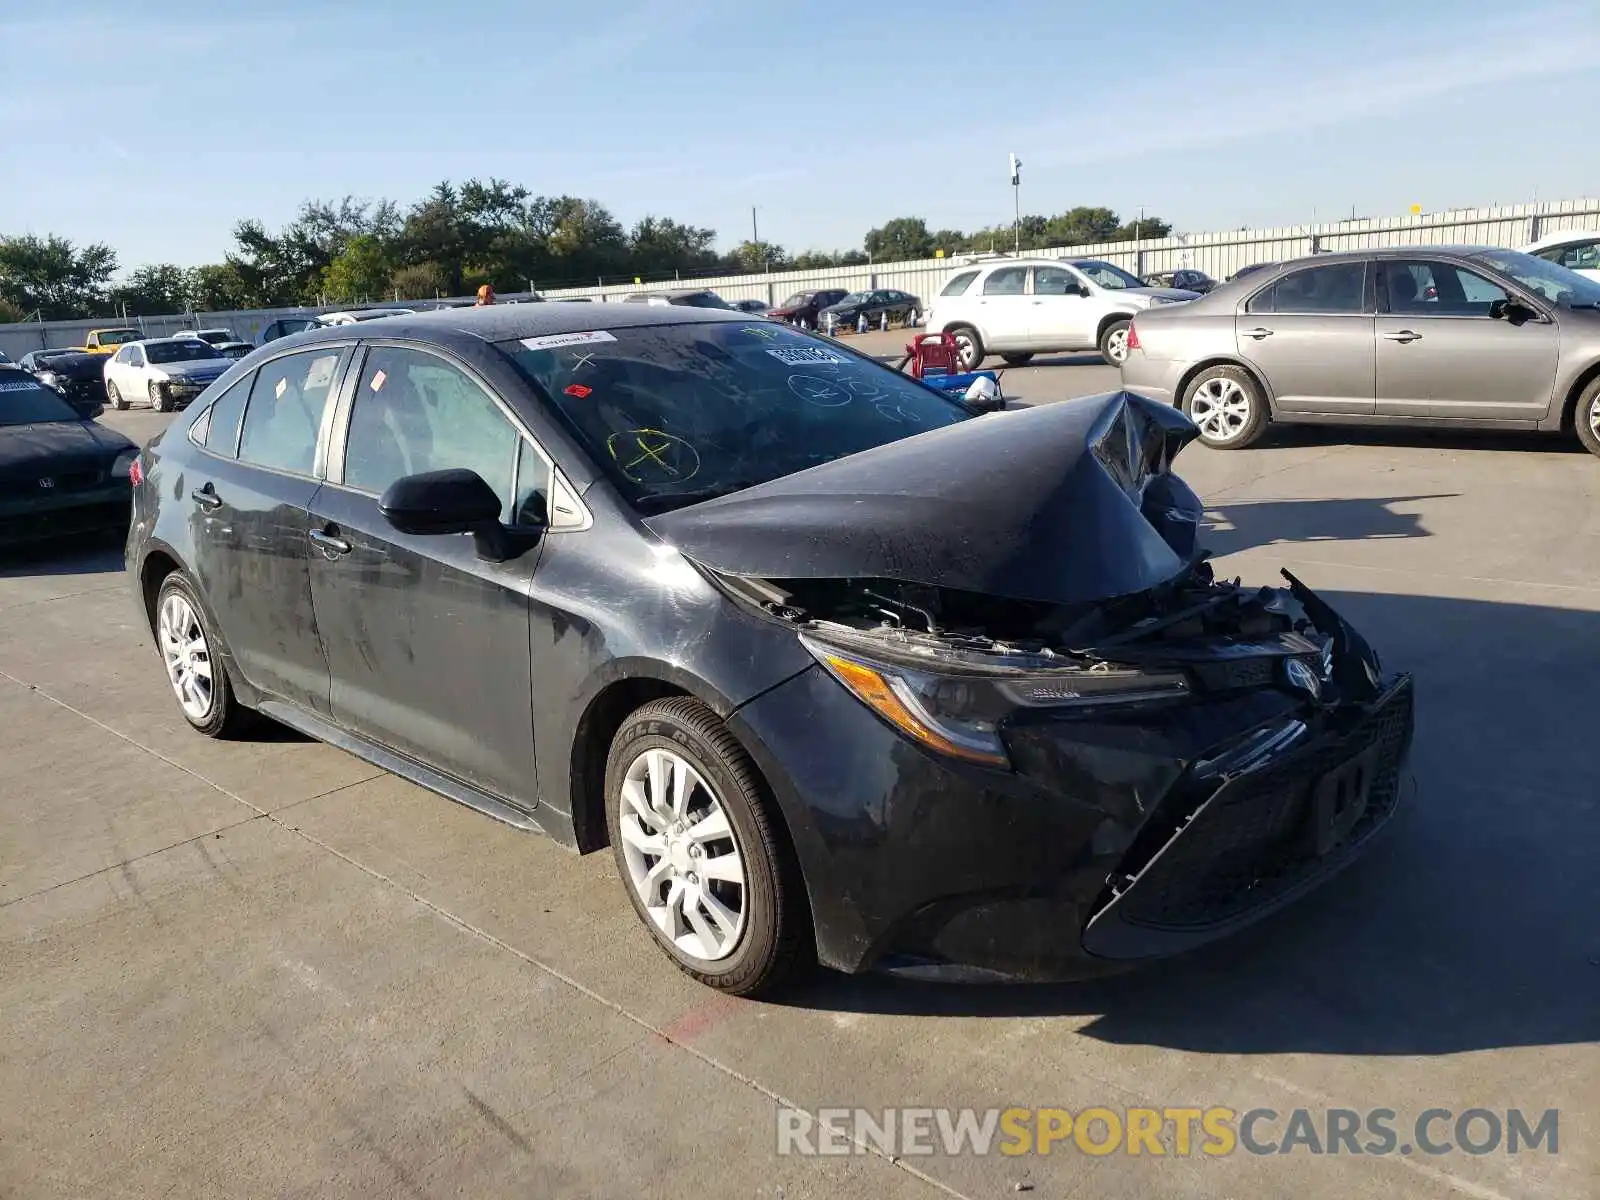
top-left (128, 455), bottom-right (143, 486)
top-left (1125, 321), bottom-right (1141, 351)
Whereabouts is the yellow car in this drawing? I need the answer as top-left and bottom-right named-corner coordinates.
top-left (79, 328), bottom-right (142, 354)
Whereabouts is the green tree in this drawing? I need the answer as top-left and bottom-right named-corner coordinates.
top-left (1114, 214), bottom-right (1173, 241)
top-left (726, 241), bottom-right (789, 273)
top-left (0, 296), bottom-right (24, 324)
top-left (187, 263), bottom-right (254, 311)
top-left (0, 233), bottom-right (118, 319)
top-left (230, 196), bottom-right (398, 305)
top-left (389, 261), bottom-right (447, 301)
top-left (864, 217), bottom-right (933, 262)
top-left (629, 217), bottom-right (719, 277)
top-left (112, 264), bottom-right (192, 316)
top-left (1043, 206), bottom-right (1121, 246)
top-left (321, 235), bottom-right (394, 302)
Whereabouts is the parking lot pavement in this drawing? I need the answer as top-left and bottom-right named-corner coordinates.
top-left (3, 390), bottom-right (1596, 1198)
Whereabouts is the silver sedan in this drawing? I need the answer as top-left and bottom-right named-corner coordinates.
top-left (1119, 247), bottom-right (1600, 456)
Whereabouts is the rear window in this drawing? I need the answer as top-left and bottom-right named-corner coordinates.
top-left (500, 323), bottom-right (970, 512)
top-left (148, 341), bottom-right (225, 364)
top-left (940, 271), bottom-right (979, 296)
top-left (94, 330), bottom-right (140, 346)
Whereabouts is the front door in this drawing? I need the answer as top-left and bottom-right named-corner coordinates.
top-left (185, 346), bottom-right (348, 714)
top-left (307, 343), bottom-right (545, 808)
top-left (1235, 259), bottom-right (1376, 415)
top-left (1374, 260), bottom-right (1559, 422)
top-left (1027, 264), bottom-right (1097, 349)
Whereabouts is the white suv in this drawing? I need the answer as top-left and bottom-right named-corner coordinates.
top-left (927, 257), bottom-right (1199, 368)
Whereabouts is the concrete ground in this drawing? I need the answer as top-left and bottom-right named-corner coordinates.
top-left (2, 348), bottom-right (1596, 1199)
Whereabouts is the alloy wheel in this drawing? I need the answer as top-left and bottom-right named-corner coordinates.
top-left (158, 592), bottom-right (213, 721)
top-left (952, 330), bottom-right (981, 371)
top-left (1589, 394), bottom-right (1600, 442)
top-left (1103, 326), bottom-right (1130, 364)
top-left (1189, 376), bottom-right (1255, 444)
top-left (617, 747), bottom-right (747, 962)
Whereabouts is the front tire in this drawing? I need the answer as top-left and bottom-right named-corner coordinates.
top-left (1574, 376), bottom-right (1600, 458)
top-left (950, 325), bottom-right (985, 371)
top-left (153, 573), bottom-right (254, 738)
top-left (106, 380), bottom-right (126, 410)
top-left (149, 381), bottom-right (170, 413)
top-left (605, 697), bottom-right (809, 997)
top-left (1099, 318), bottom-right (1132, 366)
top-left (1183, 364), bottom-right (1269, 449)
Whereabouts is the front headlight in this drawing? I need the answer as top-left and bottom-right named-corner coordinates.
top-left (800, 630), bottom-right (1189, 768)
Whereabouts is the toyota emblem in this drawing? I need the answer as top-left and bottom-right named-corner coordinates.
top-left (37, 477), bottom-right (55, 489)
top-left (1284, 657), bottom-right (1321, 700)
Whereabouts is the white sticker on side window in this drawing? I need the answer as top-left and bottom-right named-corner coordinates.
top-left (304, 355), bottom-right (337, 390)
top-left (518, 330), bottom-right (618, 351)
top-left (765, 346), bottom-right (847, 366)
top-left (274, 377), bottom-right (287, 399)
top-left (370, 369), bottom-right (387, 392)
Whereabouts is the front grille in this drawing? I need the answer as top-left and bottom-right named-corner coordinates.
top-left (1114, 681), bottom-right (1413, 930)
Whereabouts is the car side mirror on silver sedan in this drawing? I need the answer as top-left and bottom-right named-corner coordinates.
top-left (1490, 297), bottom-right (1539, 325)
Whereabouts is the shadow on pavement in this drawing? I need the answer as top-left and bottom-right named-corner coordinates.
top-left (1263, 424), bottom-right (1589, 455)
top-left (0, 534), bottom-right (125, 578)
top-left (783, 588), bottom-right (1600, 1057)
top-left (1202, 495), bottom-right (1456, 552)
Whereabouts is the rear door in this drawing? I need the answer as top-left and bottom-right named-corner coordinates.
top-left (1373, 259), bottom-right (1558, 421)
top-left (183, 344), bottom-right (349, 714)
top-left (974, 265), bottom-right (1032, 350)
top-left (1236, 260), bottom-right (1376, 415)
top-left (307, 342), bottom-right (544, 809)
top-left (1027, 264), bottom-right (1097, 348)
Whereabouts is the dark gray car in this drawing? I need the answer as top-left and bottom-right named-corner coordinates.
top-left (1120, 247), bottom-right (1600, 455)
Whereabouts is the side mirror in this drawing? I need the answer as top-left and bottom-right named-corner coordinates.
top-left (379, 468), bottom-right (502, 536)
top-left (1490, 297), bottom-right (1537, 324)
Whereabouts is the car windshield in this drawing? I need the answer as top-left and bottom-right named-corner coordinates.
top-left (781, 293), bottom-right (816, 307)
top-left (190, 331), bottom-right (232, 344)
top-left (501, 322), bottom-right (971, 511)
top-left (0, 373), bottom-right (81, 425)
top-left (836, 292), bottom-right (868, 305)
top-left (96, 330), bottom-right (140, 346)
top-left (1469, 249), bottom-right (1600, 308)
top-left (147, 341), bottom-right (224, 364)
top-left (1071, 261), bottom-right (1146, 289)
top-left (676, 293), bottom-right (731, 309)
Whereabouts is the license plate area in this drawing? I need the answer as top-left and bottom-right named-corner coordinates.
top-left (1307, 744), bottom-right (1379, 857)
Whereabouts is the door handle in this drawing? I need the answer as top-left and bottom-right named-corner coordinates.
top-left (190, 483), bottom-right (222, 511)
top-left (309, 527), bottom-right (352, 558)
top-left (1383, 329), bottom-right (1423, 343)
top-left (1241, 327), bottom-right (1274, 340)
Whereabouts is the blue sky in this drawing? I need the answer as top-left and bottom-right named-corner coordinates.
top-left (2, 0), bottom-right (1595, 274)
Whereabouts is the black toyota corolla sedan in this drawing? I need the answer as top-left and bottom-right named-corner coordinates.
top-left (126, 305), bottom-right (1413, 995)
top-left (2, 366), bottom-right (137, 547)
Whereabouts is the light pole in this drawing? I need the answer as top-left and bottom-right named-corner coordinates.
top-left (1009, 153), bottom-right (1022, 253)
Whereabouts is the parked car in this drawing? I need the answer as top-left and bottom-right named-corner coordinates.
top-left (30, 350), bottom-right (110, 418)
top-left (619, 288), bottom-right (732, 309)
top-left (1120, 247), bottom-right (1600, 456)
top-left (817, 289), bottom-right (922, 332)
top-left (767, 289), bottom-right (849, 328)
top-left (1521, 229), bottom-right (1600, 283)
top-left (318, 308), bottom-right (417, 326)
top-left (1227, 262), bottom-right (1279, 282)
top-left (729, 299), bottom-right (773, 315)
top-left (928, 258), bottom-right (1197, 369)
top-left (174, 327), bottom-right (253, 356)
top-left (0, 365), bottom-right (136, 545)
top-left (103, 338), bottom-right (232, 412)
top-left (79, 328), bottom-right (143, 354)
top-left (215, 343), bottom-right (254, 360)
top-left (1144, 269), bottom-right (1218, 294)
top-left (126, 304), bottom-right (1412, 996)
top-left (257, 315), bottom-right (326, 346)
top-left (18, 349), bottom-right (82, 373)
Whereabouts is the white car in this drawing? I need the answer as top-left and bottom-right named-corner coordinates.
top-left (173, 326), bottom-right (240, 346)
top-left (318, 308), bottom-right (416, 326)
top-left (1521, 229), bottom-right (1600, 283)
top-left (926, 256), bottom-right (1199, 368)
top-left (103, 338), bottom-right (233, 412)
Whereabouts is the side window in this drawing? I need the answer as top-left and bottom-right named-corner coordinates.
top-left (940, 271), bottom-right (979, 297)
top-left (342, 346), bottom-right (518, 519)
top-left (1247, 262), bottom-right (1368, 314)
top-left (202, 372), bottom-right (252, 457)
top-left (1384, 261), bottom-right (1506, 316)
top-left (982, 267), bottom-right (1029, 296)
top-left (128, 347), bottom-right (145, 367)
top-left (1558, 241), bottom-right (1600, 272)
top-left (513, 440), bottom-right (552, 526)
top-left (1033, 266), bottom-right (1079, 295)
top-left (238, 348), bottom-right (342, 475)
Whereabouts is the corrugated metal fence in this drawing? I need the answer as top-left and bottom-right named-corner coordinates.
top-left (3, 198), bottom-right (1597, 359)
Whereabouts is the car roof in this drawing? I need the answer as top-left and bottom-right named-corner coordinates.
top-left (1522, 228), bottom-right (1600, 251)
top-left (284, 301), bottom-right (751, 355)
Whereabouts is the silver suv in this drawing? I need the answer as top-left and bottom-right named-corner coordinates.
top-left (926, 256), bottom-right (1198, 369)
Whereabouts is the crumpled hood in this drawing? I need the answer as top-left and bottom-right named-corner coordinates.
top-left (157, 360), bottom-right (230, 381)
top-left (645, 391), bottom-right (1205, 606)
top-left (0, 420), bottom-right (134, 472)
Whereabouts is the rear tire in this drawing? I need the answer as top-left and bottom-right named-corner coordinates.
top-left (605, 697), bottom-right (810, 997)
top-left (106, 380), bottom-right (126, 410)
top-left (153, 573), bottom-right (255, 738)
top-left (1099, 318), bottom-right (1132, 366)
top-left (1001, 352), bottom-right (1035, 367)
top-left (1182, 364), bottom-right (1269, 449)
top-left (1574, 376), bottom-right (1600, 458)
top-left (149, 381), bottom-right (170, 413)
top-left (950, 325), bottom-right (984, 371)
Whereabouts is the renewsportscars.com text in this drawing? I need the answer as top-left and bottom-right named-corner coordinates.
top-left (775, 1106), bottom-right (1559, 1159)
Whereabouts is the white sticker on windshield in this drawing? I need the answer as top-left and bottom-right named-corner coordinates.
top-left (765, 346), bottom-right (846, 367)
top-left (519, 330), bottom-right (618, 351)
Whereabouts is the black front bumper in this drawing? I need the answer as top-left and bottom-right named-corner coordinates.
top-left (0, 484), bottom-right (132, 546)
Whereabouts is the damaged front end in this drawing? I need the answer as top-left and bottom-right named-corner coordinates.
top-left (651, 392), bottom-right (1414, 978)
